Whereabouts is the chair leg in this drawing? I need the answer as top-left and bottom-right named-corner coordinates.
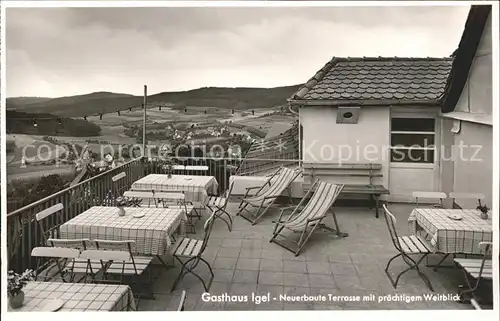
top-left (171, 256), bottom-right (214, 293)
top-left (250, 203), bottom-right (273, 226)
top-left (170, 256), bottom-right (195, 293)
top-left (295, 223), bottom-right (320, 256)
top-left (386, 253), bottom-right (434, 291)
top-left (207, 205), bottom-right (232, 232)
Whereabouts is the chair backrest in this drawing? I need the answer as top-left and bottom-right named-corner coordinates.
top-left (35, 203), bottom-right (65, 244)
top-left (177, 291), bottom-right (187, 311)
top-left (173, 165), bottom-right (186, 170)
top-left (124, 190), bottom-right (155, 198)
top-left (449, 192), bottom-right (485, 208)
top-left (47, 238), bottom-right (89, 250)
top-left (79, 249), bottom-right (131, 262)
top-left (153, 191), bottom-right (186, 202)
top-left (221, 181), bottom-right (235, 209)
top-left (112, 172), bottom-right (126, 182)
top-left (413, 191), bottom-right (447, 207)
top-left (259, 167), bottom-right (301, 198)
top-left (199, 211), bottom-right (218, 254)
top-left (287, 180), bottom-right (343, 226)
top-left (31, 246), bottom-right (81, 259)
top-left (185, 165), bottom-right (209, 171)
top-left (31, 246), bottom-right (81, 280)
top-left (382, 204), bottom-right (403, 253)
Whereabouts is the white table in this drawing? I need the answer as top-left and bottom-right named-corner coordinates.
top-left (130, 174), bottom-right (219, 206)
top-left (60, 206), bottom-right (191, 256)
top-left (409, 208), bottom-right (492, 255)
top-left (8, 282), bottom-right (135, 311)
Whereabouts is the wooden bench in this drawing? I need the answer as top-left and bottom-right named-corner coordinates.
top-left (303, 162), bottom-right (389, 218)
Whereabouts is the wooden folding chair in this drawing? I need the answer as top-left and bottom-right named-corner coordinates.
top-left (47, 238), bottom-right (101, 282)
top-left (123, 190), bottom-right (155, 207)
top-left (413, 191), bottom-right (447, 208)
top-left (454, 241), bottom-right (493, 305)
top-left (382, 204), bottom-right (434, 291)
top-left (449, 192), bottom-right (485, 209)
top-left (170, 211), bottom-right (217, 292)
top-left (82, 240), bottom-right (155, 299)
top-left (35, 203), bottom-right (65, 245)
top-left (206, 181), bottom-right (235, 231)
top-left (31, 247), bottom-right (81, 282)
top-left (154, 191), bottom-right (198, 234)
top-left (269, 180), bottom-right (347, 256)
top-left (102, 172), bottom-right (127, 206)
top-left (236, 167), bottom-right (302, 225)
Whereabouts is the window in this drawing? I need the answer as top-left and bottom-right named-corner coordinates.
top-left (390, 118), bottom-right (435, 163)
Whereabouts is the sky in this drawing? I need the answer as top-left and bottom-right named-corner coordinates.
top-left (5, 4), bottom-right (471, 98)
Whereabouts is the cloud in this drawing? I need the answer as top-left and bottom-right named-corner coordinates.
top-left (5, 5), bottom-right (470, 97)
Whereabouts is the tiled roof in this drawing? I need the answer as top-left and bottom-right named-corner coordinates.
top-left (291, 57), bottom-right (453, 105)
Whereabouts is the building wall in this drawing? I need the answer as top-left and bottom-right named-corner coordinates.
top-left (454, 13), bottom-right (492, 116)
top-left (300, 106), bottom-right (390, 188)
top-left (451, 121), bottom-right (492, 208)
top-left (441, 12), bottom-right (493, 208)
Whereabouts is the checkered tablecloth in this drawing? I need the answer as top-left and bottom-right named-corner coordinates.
top-left (60, 206), bottom-right (191, 256)
top-left (9, 282), bottom-right (135, 311)
top-left (131, 174), bottom-right (219, 205)
top-left (408, 208), bottom-right (493, 254)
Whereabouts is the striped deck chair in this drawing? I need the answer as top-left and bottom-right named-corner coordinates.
top-left (269, 180), bottom-right (347, 256)
top-left (236, 166), bottom-right (302, 225)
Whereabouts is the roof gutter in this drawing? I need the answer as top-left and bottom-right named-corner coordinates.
top-left (289, 98), bottom-right (441, 107)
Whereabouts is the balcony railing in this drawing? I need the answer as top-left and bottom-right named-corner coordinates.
top-left (6, 156), bottom-right (301, 273)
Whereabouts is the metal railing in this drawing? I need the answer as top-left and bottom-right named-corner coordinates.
top-left (6, 157), bottom-right (144, 273)
top-left (6, 156), bottom-right (301, 273)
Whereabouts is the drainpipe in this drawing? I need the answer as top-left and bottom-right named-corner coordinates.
top-left (287, 100), bottom-right (299, 116)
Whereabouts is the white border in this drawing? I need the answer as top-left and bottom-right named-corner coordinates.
top-left (1, 1), bottom-right (499, 321)
top-left (490, 0), bottom-right (499, 313)
top-left (1, 2), bottom-right (8, 318)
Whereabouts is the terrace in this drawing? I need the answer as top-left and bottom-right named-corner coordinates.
top-left (6, 157), bottom-right (491, 311)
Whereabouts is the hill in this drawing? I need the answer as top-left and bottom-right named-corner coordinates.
top-left (6, 110), bottom-right (102, 136)
top-left (7, 85), bottom-right (302, 117)
top-left (6, 97), bottom-right (53, 108)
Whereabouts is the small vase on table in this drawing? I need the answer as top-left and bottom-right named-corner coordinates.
top-left (9, 291), bottom-right (25, 309)
top-left (477, 205), bottom-right (489, 220)
top-left (116, 197), bottom-right (128, 216)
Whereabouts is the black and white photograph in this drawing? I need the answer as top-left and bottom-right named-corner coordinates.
top-left (0, 0), bottom-right (498, 316)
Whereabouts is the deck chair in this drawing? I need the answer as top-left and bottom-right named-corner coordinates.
top-left (454, 241), bottom-right (493, 305)
top-left (170, 211), bottom-right (217, 293)
top-left (449, 192), bottom-right (485, 209)
top-left (206, 181), bottom-right (235, 231)
top-left (382, 204), bottom-right (434, 291)
top-left (269, 180), bottom-right (347, 256)
top-left (413, 191), bottom-right (447, 208)
top-left (236, 166), bottom-right (302, 225)
top-left (31, 247), bottom-right (81, 282)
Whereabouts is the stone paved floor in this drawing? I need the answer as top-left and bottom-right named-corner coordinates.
top-left (136, 201), bottom-right (492, 311)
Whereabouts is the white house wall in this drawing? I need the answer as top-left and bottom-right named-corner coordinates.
top-left (452, 121), bottom-right (492, 208)
top-left (300, 106), bottom-right (390, 188)
top-left (441, 12), bottom-right (493, 208)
